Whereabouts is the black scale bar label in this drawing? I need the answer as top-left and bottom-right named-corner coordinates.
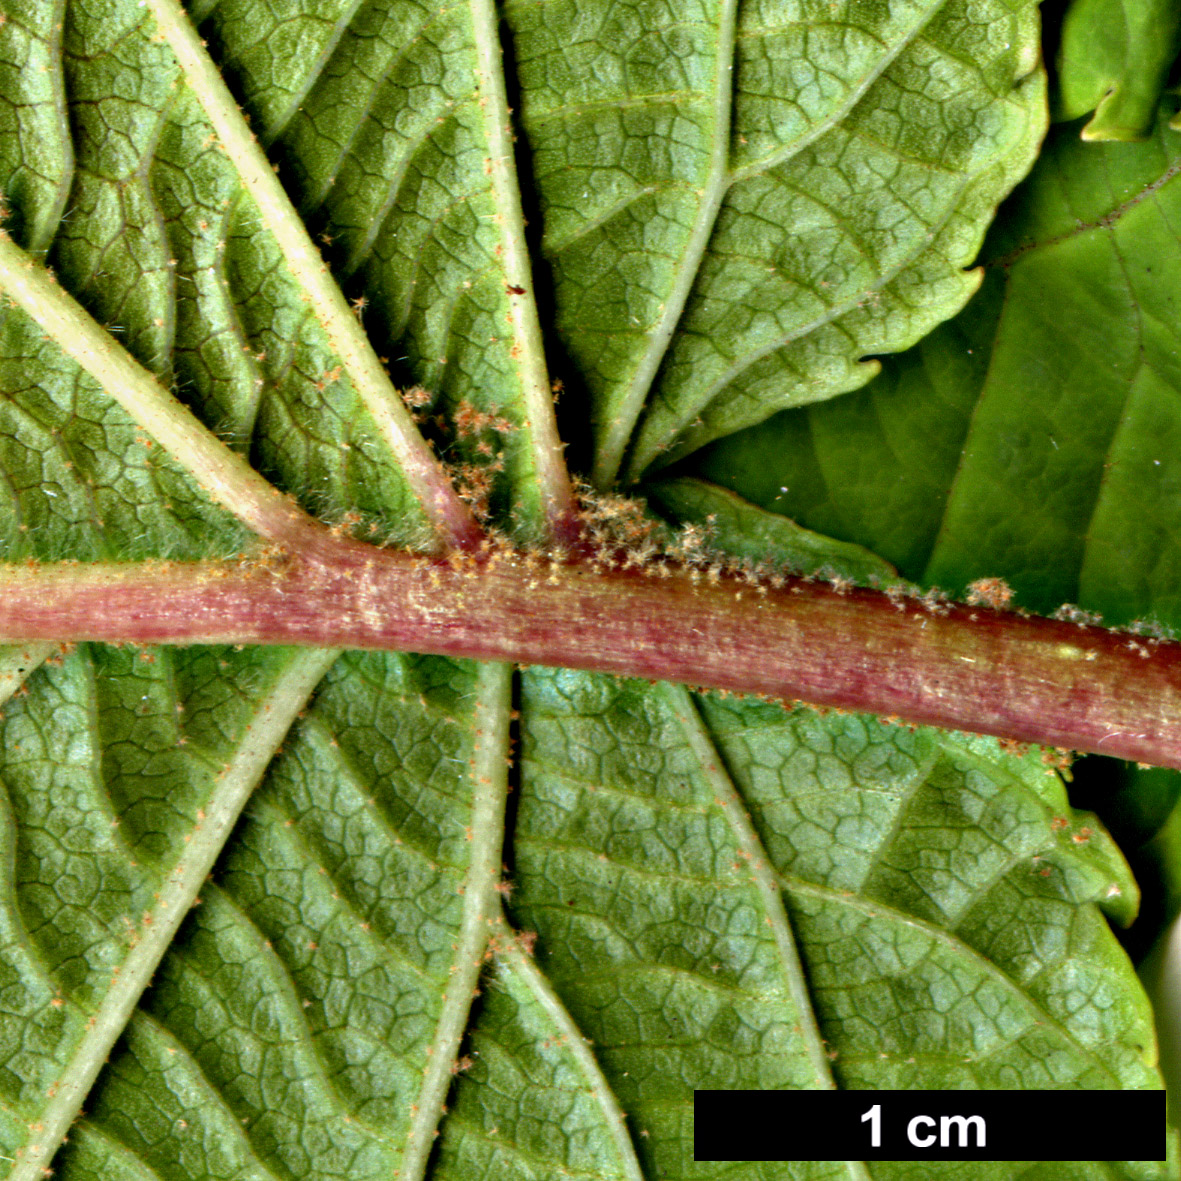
top-left (694, 1089), bottom-right (1166, 1162)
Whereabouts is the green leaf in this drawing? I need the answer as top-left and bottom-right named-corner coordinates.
top-left (512, 0), bottom-right (1047, 485)
top-left (512, 670), bottom-right (1156, 1177)
top-left (645, 475), bottom-right (903, 585)
top-left (695, 108), bottom-right (1181, 627)
top-left (48, 653), bottom-right (513, 1181)
top-left (0, 642), bottom-right (338, 1176)
top-left (1054, 0), bottom-right (1181, 141)
top-left (690, 106), bottom-right (1181, 1104)
top-left (0, 0), bottom-right (1170, 1178)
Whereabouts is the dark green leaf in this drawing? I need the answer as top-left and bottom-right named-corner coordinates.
top-left (0, 2), bottom-right (1169, 1178)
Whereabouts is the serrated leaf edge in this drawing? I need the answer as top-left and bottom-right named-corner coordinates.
top-left (780, 875), bottom-right (1132, 1086)
top-left (599, 0), bottom-right (950, 488)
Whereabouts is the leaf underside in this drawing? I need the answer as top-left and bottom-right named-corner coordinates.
top-left (699, 107), bottom-right (1181, 630)
top-left (0, 1), bottom-right (1171, 1179)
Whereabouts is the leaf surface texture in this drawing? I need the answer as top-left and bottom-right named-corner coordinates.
top-left (698, 108), bottom-right (1181, 628)
top-left (0, 1), bottom-right (1168, 1179)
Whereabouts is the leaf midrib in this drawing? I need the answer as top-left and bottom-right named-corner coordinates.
top-left (145, 0), bottom-right (482, 548)
top-left (604, 0), bottom-right (952, 484)
top-left (6, 647), bottom-right (339, 1181)
top-left (0, 6), bottom-right (1152, 1171)
top-left (494, 926), bottom-right (647, 1181)
top-left (652, 167), bottom-right (980, 468)
top-left (398, 661), bottom-right (511, 1181)
top-left (780, 874), bottom-right (1126, 1087)
top-left (591, 0), bottom-right (738, 489)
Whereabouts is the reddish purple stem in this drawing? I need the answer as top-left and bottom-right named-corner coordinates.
top-left (5, 539), bottom-right (1181, 767)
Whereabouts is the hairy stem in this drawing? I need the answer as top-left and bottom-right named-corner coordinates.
top-left (0, 544), bottom-right (1179, 767)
